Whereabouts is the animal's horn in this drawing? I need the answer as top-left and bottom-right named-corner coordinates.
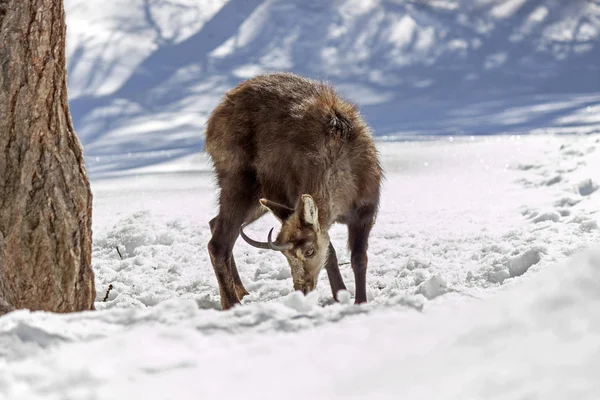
top-left (240, 223), bottom-right (270, 249)
top-left (267, 229), bottom-right (293, 252)
top-left (239, 224), bottom-right (292, 252)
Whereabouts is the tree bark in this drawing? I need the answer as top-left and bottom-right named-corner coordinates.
top-left (0, 0), bottom-right (96, 315)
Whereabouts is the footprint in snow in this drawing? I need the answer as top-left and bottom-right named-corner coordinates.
top-left (541, 174), bottom-right (562, 186)
top-left (516, 163), bottom-right (542, 171)
top-left (562, 149), bottom-right (585, 157)
top-left (577, 179), bottom-right (599, 197)
top-left (554, 196), bottom-right (581, 208)
top-left (508, 248), bottom-right (542, 278)
top-left (525, 210), bottom-right (561, 224)
top-left (480, 248), bottom-right (543, 284)
top-left (568, 215), bottom-right (599, 232)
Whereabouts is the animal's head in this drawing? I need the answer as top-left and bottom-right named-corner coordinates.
top-left (240, 194), bottom-right (330, 293)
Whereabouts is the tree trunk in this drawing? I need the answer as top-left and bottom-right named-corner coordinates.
top-left (0, 0), bottom-right (96, 315)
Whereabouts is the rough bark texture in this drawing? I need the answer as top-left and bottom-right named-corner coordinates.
top-left (0, 0), bottom-right (96, 315)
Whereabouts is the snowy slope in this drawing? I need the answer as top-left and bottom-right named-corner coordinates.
top-left (63, 0), bottom-right (600, 177)
top-left (5, 249), bottom-right (600, 399)
top-left (1, 1), bottom-right (600, 398)
top-left (1, 133), bottom-right (599, 399)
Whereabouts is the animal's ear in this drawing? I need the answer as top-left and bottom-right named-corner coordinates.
top-left (299, 194), bottom-right (319, 231)
top-left (260, 199), bottom-right (294, 223)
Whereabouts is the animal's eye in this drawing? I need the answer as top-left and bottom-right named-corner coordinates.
top-left (304, 247), bottom-right (315, 258)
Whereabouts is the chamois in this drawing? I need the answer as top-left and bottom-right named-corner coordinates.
top-left (205, 72), bottom-right (382, 310)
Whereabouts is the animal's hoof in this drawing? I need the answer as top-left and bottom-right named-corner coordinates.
top-left (220, 291), bottom-right (241, 310)
top-left (235, 285), bottom-right (250, 301)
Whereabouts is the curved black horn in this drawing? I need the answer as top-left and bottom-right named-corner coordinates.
top-left (239, 224), bottom-right (292, 252)
top-left (267, 229), bottom-right (293, 252)
top-left (240, 223), bottom-right (270, 249)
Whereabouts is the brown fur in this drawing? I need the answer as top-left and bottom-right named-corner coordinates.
top-left (205, 72), bottom-right (383, 310)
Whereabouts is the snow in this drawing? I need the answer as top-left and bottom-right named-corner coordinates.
top-left (2, 0), bottom-right (600, 398)
top-left (2, 134), bottom-right (600, 399)
top-left (416, 274), bottom-right (448, 299)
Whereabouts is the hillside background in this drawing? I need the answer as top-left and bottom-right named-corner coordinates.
top-left (64, 0), bottom-right (600, 176)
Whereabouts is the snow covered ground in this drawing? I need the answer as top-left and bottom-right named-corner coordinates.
top-left (1, 0), bottom-right (600, 398)
top-left (1, 134), bottom-right (599, 399)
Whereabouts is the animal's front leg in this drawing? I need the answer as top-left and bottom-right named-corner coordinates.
top-left (209, 216), bottom-right (247, 306)
top-left (207, 243), bottom-right (240, 310)
top-left (347, 204), bottom-right (377, 304)
top-left (207, 183), bottom-right (255, 309)
top-left (324, 242), bottom-right (347, 300)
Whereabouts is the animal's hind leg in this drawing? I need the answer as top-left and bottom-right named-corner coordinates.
top-left (208, 169), bottom-right (257, 310)
top-left (347, 203), bottom-right (377, 304)
top-left (209, 217), bottom-right (249, 301)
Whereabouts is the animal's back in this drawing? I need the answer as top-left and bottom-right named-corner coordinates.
top-left (206, 72), bottom-right (354, 161)
top-left (205, 73), bottom-right (381, 218)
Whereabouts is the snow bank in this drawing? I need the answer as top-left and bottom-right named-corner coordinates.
top-left (1, 248), bottom-right (598, 399)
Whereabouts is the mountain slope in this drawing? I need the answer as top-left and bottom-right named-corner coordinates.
top-left (64, 0), bottom-right (600, 175)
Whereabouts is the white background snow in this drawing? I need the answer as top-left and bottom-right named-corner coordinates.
top-left (1, 0), bottom-right (600, 398)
